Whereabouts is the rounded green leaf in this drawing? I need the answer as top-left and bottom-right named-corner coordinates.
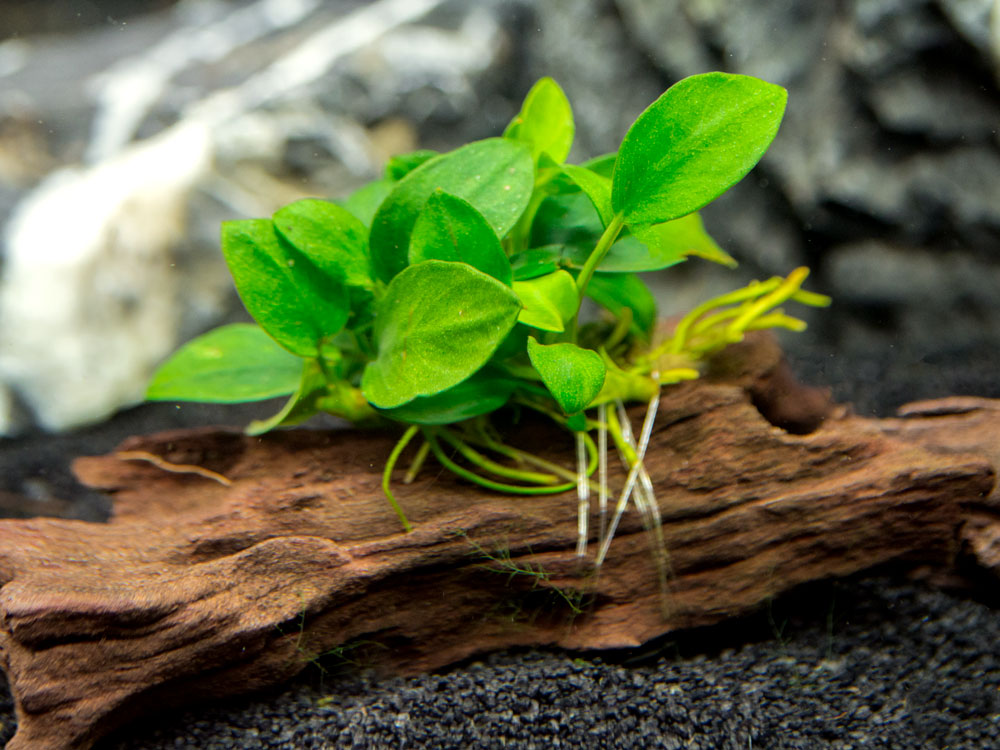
top-left (503, 77), bottom-right (575, 163)
top-left (146, 324), bottom-right (303, 403)
top-left (221, 219), bottom-right (349, 357)
top-left (369, 138), bottom-right (534, 282)
top-left (526, 337), bottom-right (606, 415)
top-left (272, 199), bottom-right (373, 289)
top-left (513, 269), bottom-right (579, 332)
top-left (361, 260), bottom-right (522, 408)
top-left (408, 190), bottom-right (512, 285)
top-left (379, 371), bottom-right (517, 425)
top-left (612, 72), bottom-right (787, 225)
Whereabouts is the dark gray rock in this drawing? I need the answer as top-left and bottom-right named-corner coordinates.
top-left (609, 0), bottom-right (1000, 375)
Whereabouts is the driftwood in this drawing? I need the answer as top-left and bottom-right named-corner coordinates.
top-left (1, 333), bottom-right (998, 750)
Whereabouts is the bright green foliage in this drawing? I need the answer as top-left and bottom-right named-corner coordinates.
top-left (629, 213), bottom-right (737, 269)
top-left (147, 323), bottom-right (301, 402)
top-left (379, 371), bottom-right (516, 425)
top-left (409, 190), bottom-right (512, 285)
top-left (513, 270), bottom-right (578, 332)
top-left (361, 261), bottom-right (520, 409)
top-left (245, 359), bottom-right (330, 435)
top-left (585, 272), bottom-right (657, 340)
top-left (148, 72), bottom-right (830, 539)
top-left (220, 219), bottom-right (349, 358)
top-left (503, 77), bottom-right (574, 163)
top-left (341, 179), bottom-right (392, 228)
top-left (560, 164), bottom-right (613, 226)
top-left (612, 72), bottom-right (787, 225)
top-left (386, 150), bottom-right (438, 180)
top-left (273, 199), bottom-right (372, 289)
top-left (369, 138), bottom-right (534, 282)
top-left (527, 337), bottom-right (606, 416)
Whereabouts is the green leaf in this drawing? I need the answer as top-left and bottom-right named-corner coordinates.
top-left (513, 269), bottom-right (579, 332)
top-left (584, 235), bottom-right (687, 273)
top-left (361, 260), bottom-right (521, 408)
top-left (612, 72), bottom-right (787, 225)
top-left (585, 272), bottom-right (657, 339)
top-left (629, 212), bottom-right (736, 268)
top-left (527, 337), bottom-right (606, 415)
top-left (146, 324), bottom-right (302, 403)
top-left (341, 179), bottom-right (393, 228)
top-left (245, 358), bottom-right (328, 435)
top-left (503, 77), bottom-right (574, 163)
top-left (583, 152), bottom-right (617, 178)
top-left (560, 164), bottom-right (613, 226)
top-left (529, 193), bottom-right (689, 273)
top-left (408, 189), bottom-right (512, 285)
top-left (221, 219), bottom-right (349, 358)
top-left (379, 370), bottom-right (517, 425)
top-left (386, 149), bottom-right (439, 180)
top-left (369, 138), bottom-right (534, 282)
top-left (509, 247), bottom-right (561, 281)
top-left (490, 322), bottom-right (532, 363)
top-left (530, 192), bottom-right (604, 253)
top-left (272, 199), bottom-right (373, 289)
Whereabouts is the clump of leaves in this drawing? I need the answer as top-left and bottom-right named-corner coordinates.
top-left (148, 73), bottom-right (829, 566)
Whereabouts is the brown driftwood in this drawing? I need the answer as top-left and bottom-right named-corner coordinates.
top-left (0, 334), bottom-right (998, 750)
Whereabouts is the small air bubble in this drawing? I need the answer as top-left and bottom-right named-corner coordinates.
top-left (287, 259), bottom-right (295, 267)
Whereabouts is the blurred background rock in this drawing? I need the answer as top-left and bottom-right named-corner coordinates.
top-left (0, 0), bottom-right (998, 517)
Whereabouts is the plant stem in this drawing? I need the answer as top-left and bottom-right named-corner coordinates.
top-left (403, 439), bottom-right (431, 484)
top-left (435, 427), bottom-right (561, 486)
top-left (468, 428), bottom-right (601, 492)
top-left (382, 425), bottom-right (419, 532)
top-left (424, 430), bottom-right (576, 495)
top-left (570, 212), bottom-right (626, 338)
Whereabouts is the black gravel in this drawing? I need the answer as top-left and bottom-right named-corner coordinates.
top-left (87, 573), bottom-right (999, 749)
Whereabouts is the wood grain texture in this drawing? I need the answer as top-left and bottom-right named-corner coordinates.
top-left (0, 334), bottom-right (995, 750)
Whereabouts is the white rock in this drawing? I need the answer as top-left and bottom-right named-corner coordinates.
top-left (0, 121), bottom-right (212, 432)
top-left (0, 0), bottom-right (455, 434)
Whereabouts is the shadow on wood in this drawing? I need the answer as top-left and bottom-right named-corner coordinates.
top-left (0, 334), bottom-right (996, 750)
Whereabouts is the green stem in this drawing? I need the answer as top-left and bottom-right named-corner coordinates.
top-left (382, 425), bottom-right (418, 532)
top-left (570, 211), bottom-right (626, 338)
top-left (403, 439), bottom-right (431, 484)
top-left (424, 429), bottom-right (576, 495)
top-left (467, 428), bottom-right (601, 491)
top-left (436, 427), bottom-right (561, 486)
